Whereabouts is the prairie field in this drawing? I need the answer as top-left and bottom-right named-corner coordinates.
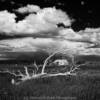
top-left (0, 55), bottom-right (100, 100)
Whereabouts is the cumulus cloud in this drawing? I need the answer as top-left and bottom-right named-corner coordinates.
top-left (0, 10), bottom-right (16, 34)
top-left (78, 27), bottom-right (100, 43)
top-left (58, 28), bottom-right (82, 39)
top-left (1, 5), bottom-right (100, 56)
top-left (40, 7), bottom-right (71, 26)
top-left (81, 27), bottom-right (100, 33)
top-left (0, 32), bottom-right (99, 56)
top-left (0, 37), bottom-right (95, 55)
top-left (0, 5), bottom-right (72, 36)
top-left (0, 37), bottom-right (61, 52)
top-left (15, 4), bottom-right (41, 13)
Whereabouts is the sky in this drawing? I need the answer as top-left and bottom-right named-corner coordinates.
top-left (0, 0), bottom-right (100, 61)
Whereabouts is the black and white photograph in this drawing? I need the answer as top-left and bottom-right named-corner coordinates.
top-left (0, 0), bottom-right (100, 100)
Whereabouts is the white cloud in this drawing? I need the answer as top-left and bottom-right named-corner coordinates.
top-left (82, 27), bottom-right (100, 33)
top-left (78, 27), bottom-right (100, 43)
top-left (0, 10), bottom-right (16, 34)
top-left (0, 37), bottom-right (61, 52)
top-left (1, 5), bottom-right (100, 56)
top-left (16, 4), bottom-right (41, 13)
top-left (0, 37), bottom-right (96, 55)
top-left (39, 7), bottom-right (71, 26)
top-left (0, 5), bottom-right (72, 36)
top-left (58, 28), bottom-right (82, 39)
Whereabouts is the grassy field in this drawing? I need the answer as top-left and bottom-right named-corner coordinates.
top-left (0, 63), bottom-right (100, 100)
top-left (0, 54), bottom-right (100, 100)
